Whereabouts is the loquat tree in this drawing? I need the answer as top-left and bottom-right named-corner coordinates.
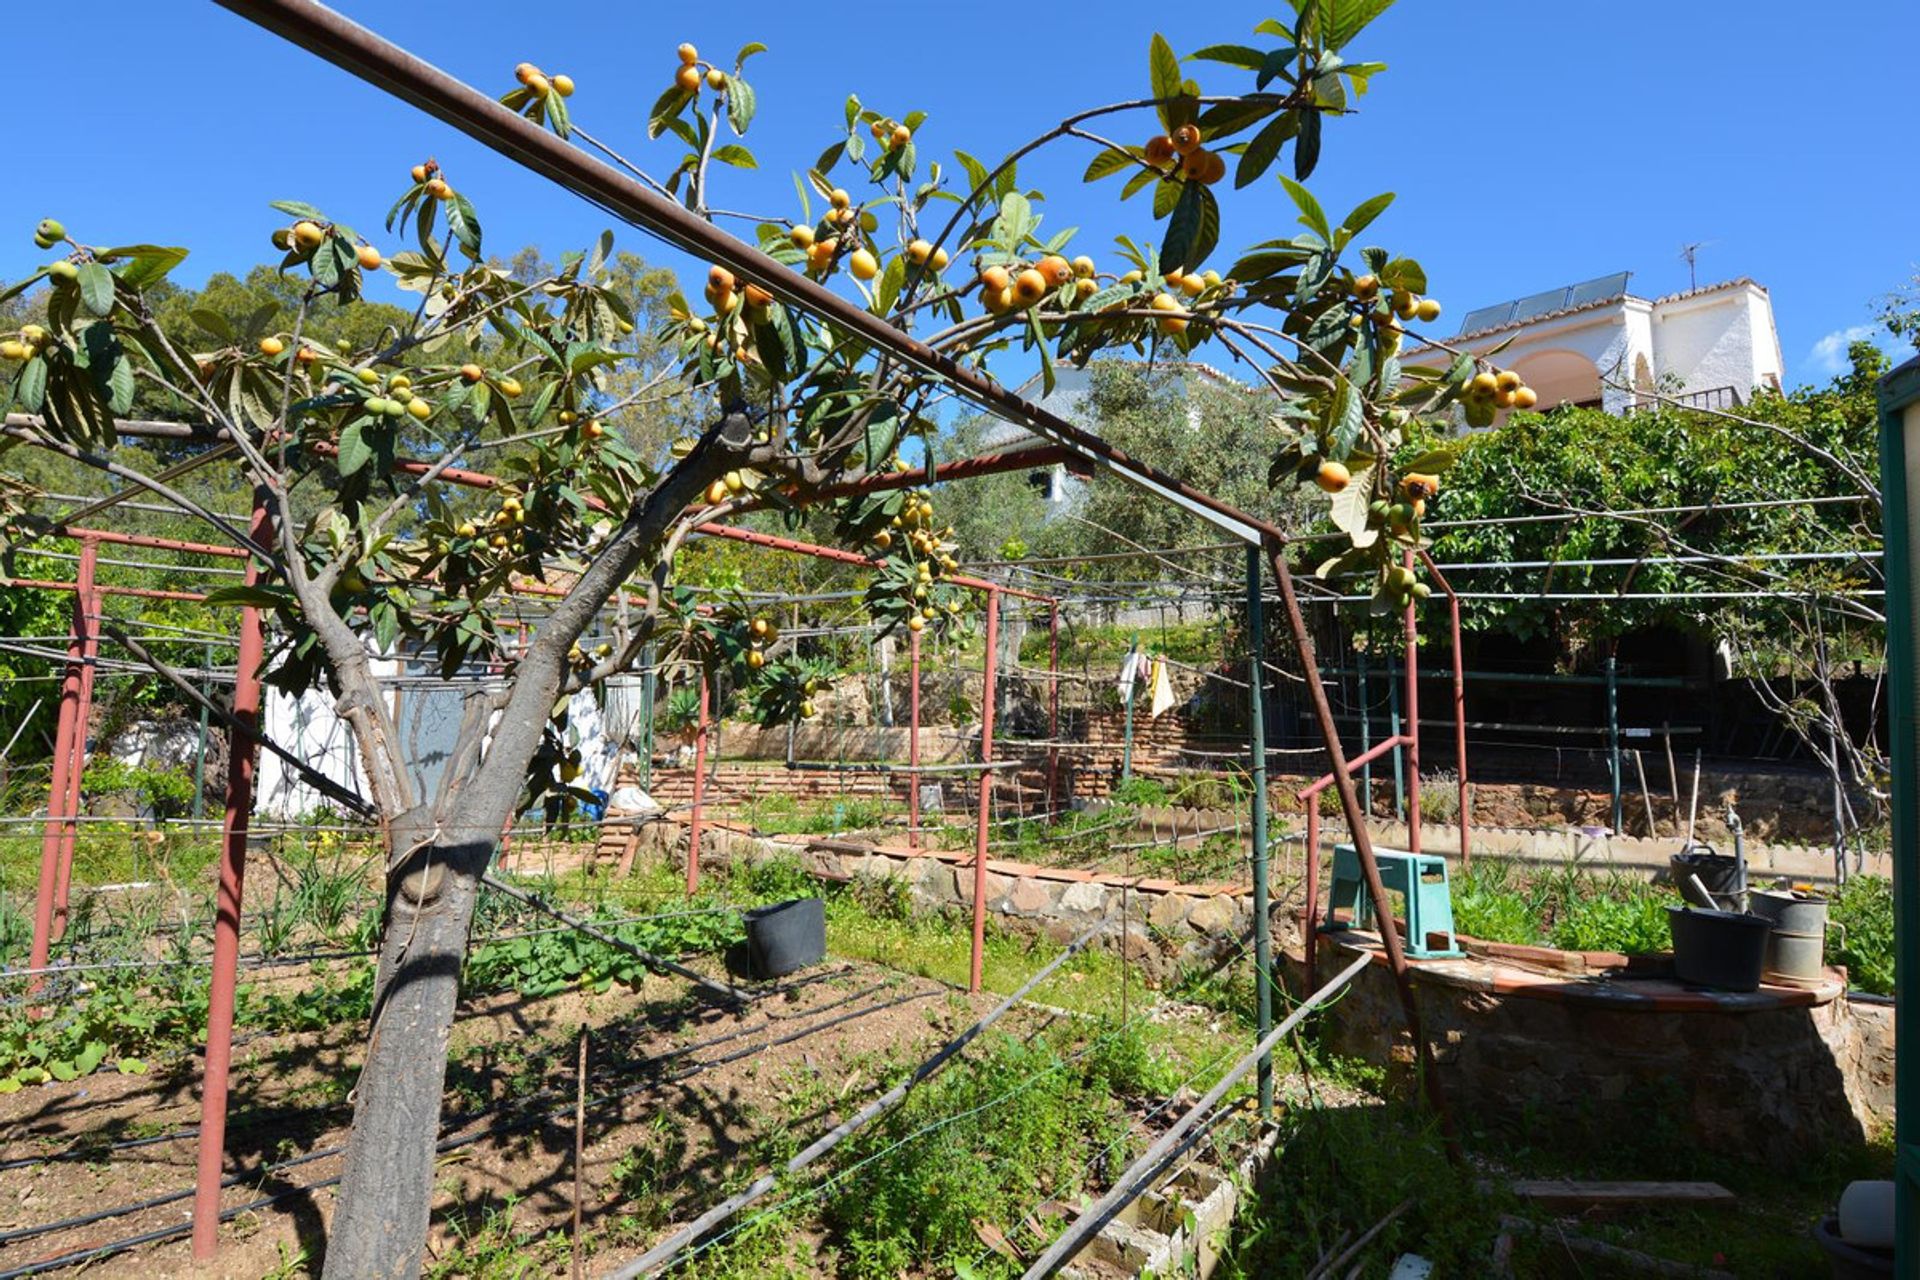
top-left (0, 3), bottom-right (1540, 1274)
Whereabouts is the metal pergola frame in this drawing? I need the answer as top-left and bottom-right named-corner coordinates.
top-left (0, 0), bottom-right (1481, 1263)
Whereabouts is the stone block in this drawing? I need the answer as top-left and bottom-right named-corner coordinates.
top-left (1008, 877), bottom-right (1054, 915)
top-left (1059, 880), bottom-right (1110, 918)
top-left (1149, 892), bottom-right (1193, 932)
top-left (1186, 895), bottom-right (1235, 934)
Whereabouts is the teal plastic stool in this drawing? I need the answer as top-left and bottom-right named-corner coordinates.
top-left (1325, 843), bottom-right (1462, 958)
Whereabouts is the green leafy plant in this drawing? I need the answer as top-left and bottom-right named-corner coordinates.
top-left (822, 1028), bottom-right (1135, 1277)
top-left (1828, 874), bottom-right (1893, 995)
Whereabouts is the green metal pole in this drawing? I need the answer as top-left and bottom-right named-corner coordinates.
top-left (638, 643), bottom-right (656, 789)
top-left (190, 650), bottom-right (211, 821)
top-left (1606, 656), bottom-right (1623, 835)
top-left (1874, 355), bottom-right (1919, 1278)
top-left (1389, 661), bottom-right (1405, 821)
top-left (1357, 648), bottom-right (1371, 818)
top-left (1121, 632), bottom-right (1139, 784)
top-left (1246, 547), bottom-right (1273, 1117)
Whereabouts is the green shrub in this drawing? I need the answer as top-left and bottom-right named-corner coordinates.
top-left (1450, 859), bottom-right (1541, 946)
top-left (1828, 875), bottom-right (1893, 995)
top-left (1548, 884), bottom-right (1671, 954)
top-left (741, 853), bottom-right (819, 902)
top-left (1448, 860), bottom-right (1676, 954)
top-left (823, 1029), bottom-right (1131, 1277)
top-left (80, 758), bottom-right (196, 818)
top-left (1108, 775), bottom-right (1168, 807)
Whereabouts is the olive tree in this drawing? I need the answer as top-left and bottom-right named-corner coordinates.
top-left (0, 4), bottom-right (1528, 1273)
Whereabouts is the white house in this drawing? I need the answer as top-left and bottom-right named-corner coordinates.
top-left (1405, 271), bottom-right (1785, 420)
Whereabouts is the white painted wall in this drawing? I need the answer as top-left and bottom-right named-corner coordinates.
top-left (1408, 278), bottom-right (1784, 427)
top-left (256, 656), bottom-right (398, 817)
top-left (254, 658), bottom-right (622, 818)
top-left (1649, 282), bottom-right (1782, 397)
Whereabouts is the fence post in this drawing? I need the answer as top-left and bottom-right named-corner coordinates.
top-left (191, 496), bottom-right (271, 1261)
top-left (1606, 655), bottom-right (1623, 835)
top-left (1388, 657), bottom-right (1405, 822)
top-left (1246, 547), bottom-right (1273, 1117)
top-left (1403, 549), bottom-right (1421, 854)
top-left (1357, 648), bottom-right (1371, 818)
top-left (970, 589), bottom-right (1001, 993)
top-left (52, 541), bottom-right (101, 941)
top-left (908, 627), bottom-right (921, 850)
top-left (637, 642), bottom-right (656, 789)
top-left (1047, 599), bottom-right (1060, 816)
top-left (28, 539), bottom-right (96, 986)
top-left (687, 671), bottom-right (710, 895)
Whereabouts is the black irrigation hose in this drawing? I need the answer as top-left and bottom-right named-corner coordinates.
top-left (0, 974), bottom-right (918, 1267)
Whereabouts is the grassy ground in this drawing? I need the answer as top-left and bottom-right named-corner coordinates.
top-left (1220, 1088), bottom-right (1894, 1277)
top-left (1, 814), bottom-right (1896, 1275)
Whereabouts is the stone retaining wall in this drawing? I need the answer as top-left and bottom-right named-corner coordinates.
top-left (614, 815), bottom-right (1893, 1168)
top-left (1295, 937), bottom-right (1895, 1165)
top-left (630, 818), bottom-right (1254, 980)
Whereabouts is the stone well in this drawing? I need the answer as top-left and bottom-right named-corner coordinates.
top-left (1290, 930), bottom-right (1894, 1165)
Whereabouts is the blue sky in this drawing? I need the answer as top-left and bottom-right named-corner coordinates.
top-left (4, 1), bottom-right (1913, 387)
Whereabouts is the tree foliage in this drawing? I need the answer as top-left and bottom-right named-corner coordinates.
top-left (1412, 344), bottom-right (1885, 658)
top-left (0, 4), bottom-right (1541, 1272)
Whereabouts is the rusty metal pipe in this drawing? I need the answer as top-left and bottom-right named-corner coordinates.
top-left (1268, 542), bottom-right (1460, 1161)
top-left (1418, 548), bottom-right (1471, 866)
top-left (214, 0), bottom-right (1288, 549)
top-left (50, 551), bottom-right (100, 941)
top-left (191, 498), bottom-right (272, 1259)
top-left (971, 589), bottom-right (1001, 993)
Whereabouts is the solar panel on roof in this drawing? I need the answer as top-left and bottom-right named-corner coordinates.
top-left (1509, 287), bottom-right (1572, 323)
top-left (1453, 271), bottom-right (1634, 335)
top-left (1458, 302), bottom-right (1515, 333)
top-left (1566, 271), bottom-right (1632, 308)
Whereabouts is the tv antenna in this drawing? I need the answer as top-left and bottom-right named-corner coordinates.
top-left (1679, 241), bottom-right (1714, 292)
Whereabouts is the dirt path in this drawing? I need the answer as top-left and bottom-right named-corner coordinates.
top-left (0, 958), bottom-right (981, 1278)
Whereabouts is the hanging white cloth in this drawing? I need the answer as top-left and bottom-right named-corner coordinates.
top-left (1116, 649), bottom-right (1145, 700)
top-left (1148, 655), bottom-right (1177, 718)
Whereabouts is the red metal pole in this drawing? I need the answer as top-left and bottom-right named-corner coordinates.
top-left (3, 578), bottom-right (208, 602)
top-left (687, 671), bottom-right (710, 895)
top-left (52, 548), bottom-right (101, 940)
top-left (191, 498), bottom-right (272, 1261)
top-left (970, 589), bottom-right (1001, 993)
top-left (1403, 549), bottom-right (1421, 854)
top-left (1418, 550), bottom-right (1472, 868)
top-left (26, 546), bottom-right (92, 996)
top-left (50, 525), bottom-right (249, 559)
top-left (907, 628), bottom-right (921, 850)
top-left (1047, 600), bottom-right (1060, 817)
top-left (1304, 801), bottom-right (1320, 991)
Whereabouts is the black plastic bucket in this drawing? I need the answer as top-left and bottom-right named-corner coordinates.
top-left (1812, 1215), bottom-right (1894, 1278)
top-left (1670, 847), bottom-right (1746, 911)
top-left (1667, 905), bottom-right (1771, 992)
top-left (743, 898), bottom-right (826, 979)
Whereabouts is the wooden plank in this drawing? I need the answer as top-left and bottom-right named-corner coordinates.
top-left (1511, 1180), bottom-right (1736, 1212)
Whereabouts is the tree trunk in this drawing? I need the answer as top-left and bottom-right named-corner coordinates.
top-left (320, 421), bottom-right (748, 1275)
top-left (322, 803), bottom-right (500, 1279)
